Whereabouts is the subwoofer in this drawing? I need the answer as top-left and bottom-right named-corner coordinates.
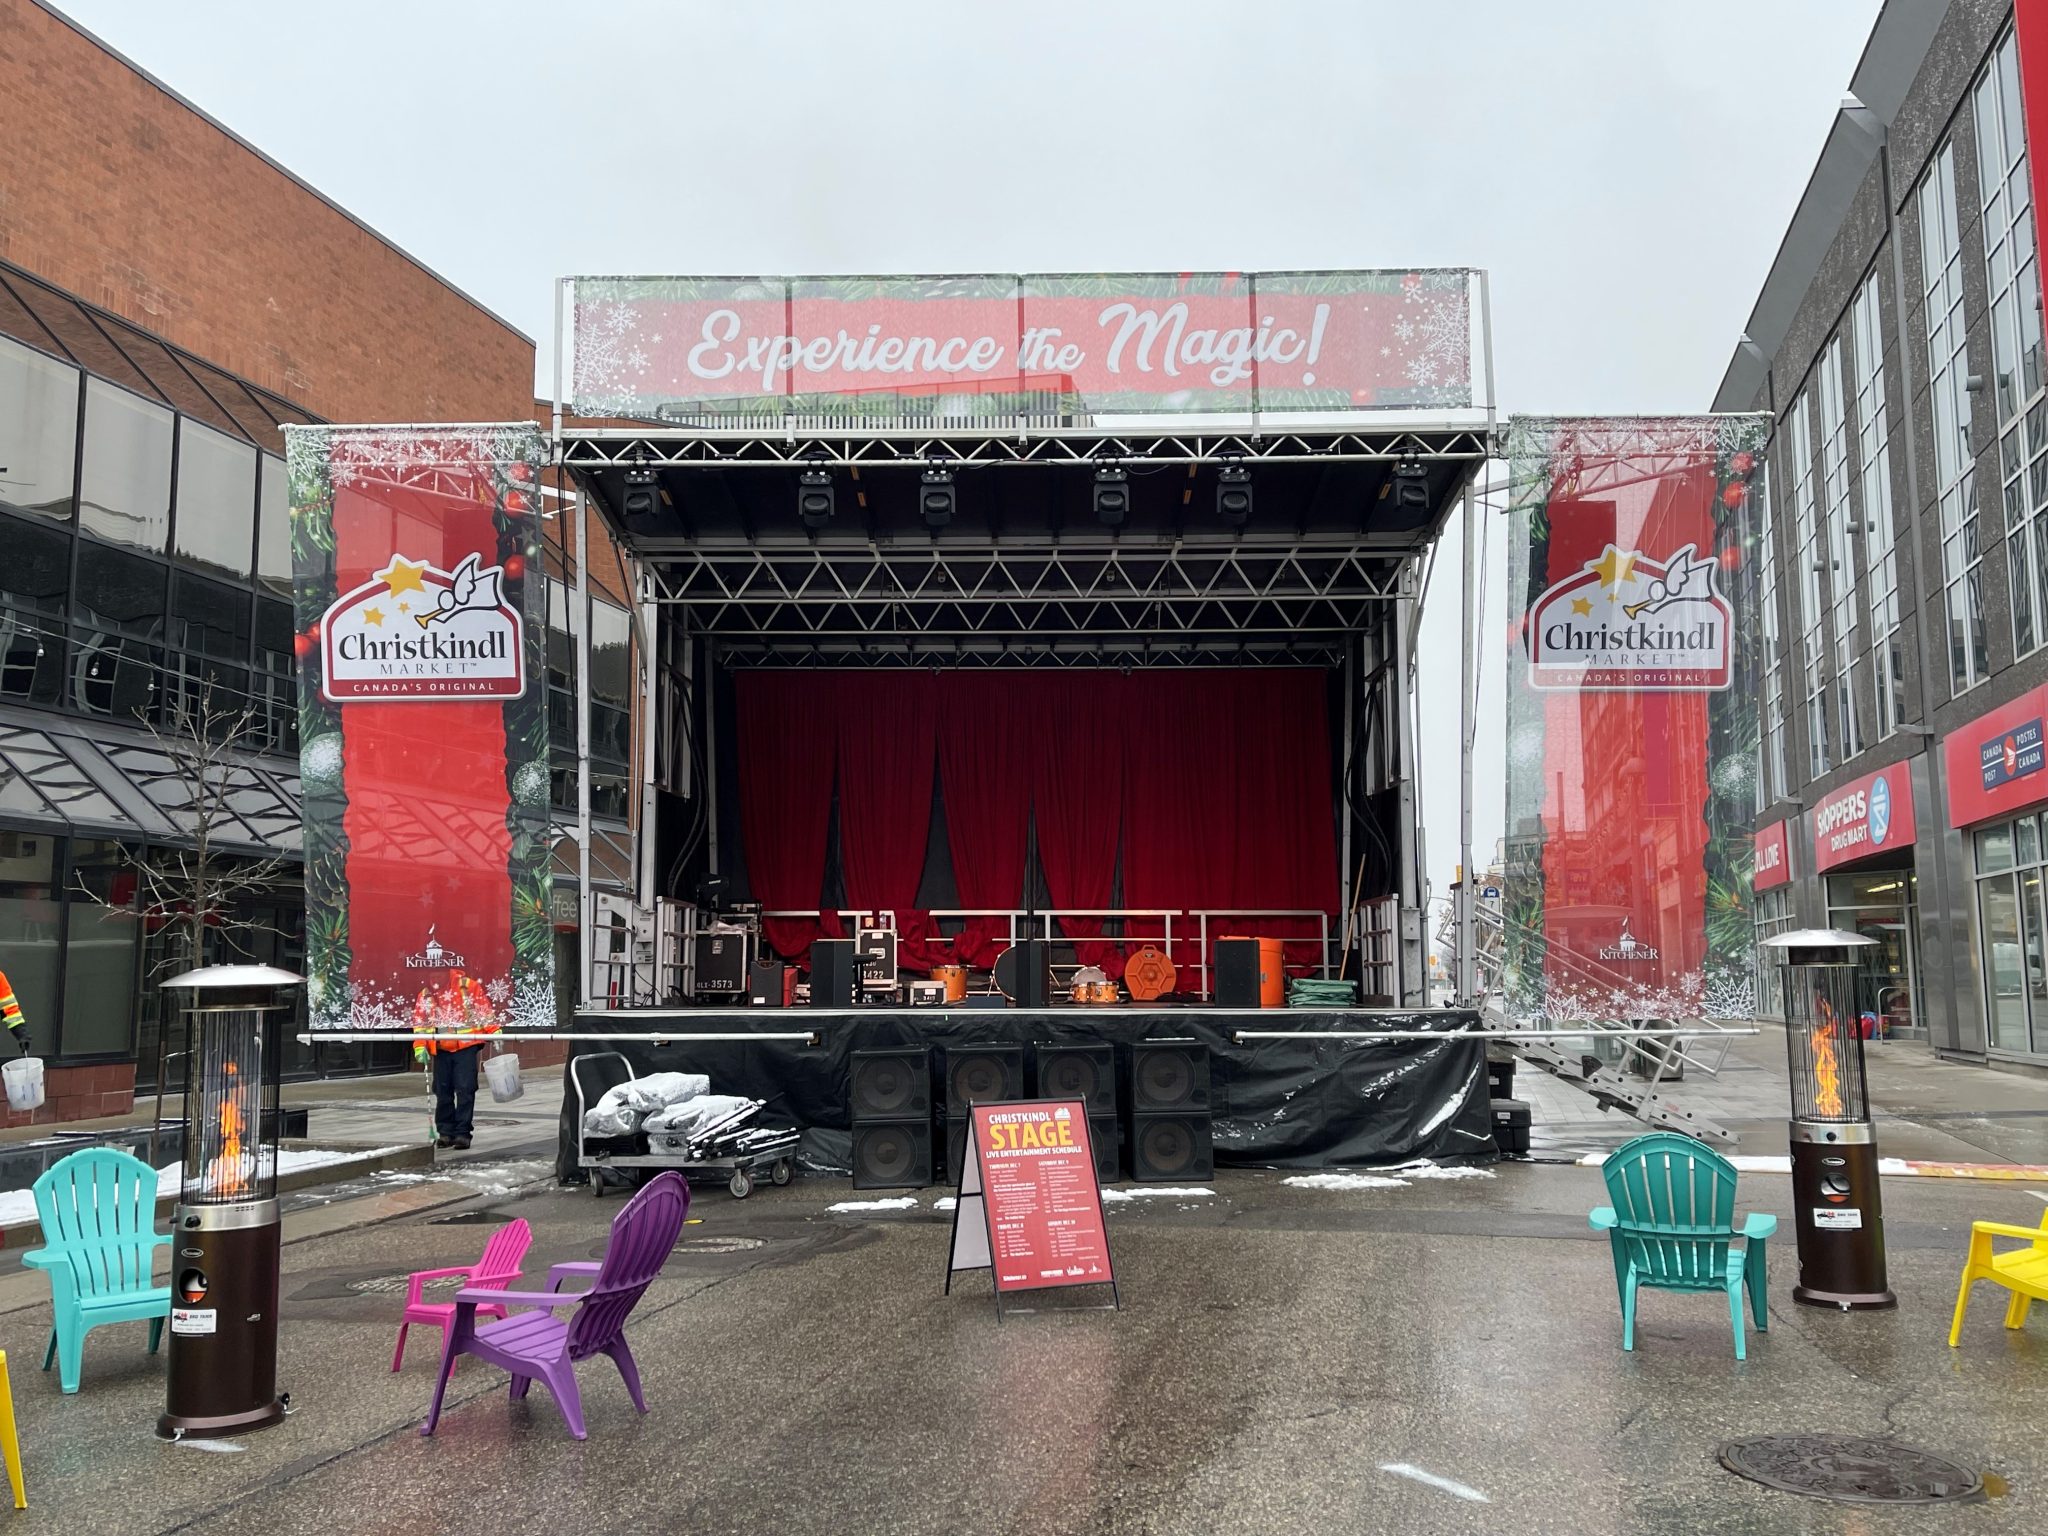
top-left (1129, 1113), bottom-right (1213, 1182)
top-left (851, 1122), bottom-right (934, 1189)
top-left (850, 1048), bottom-right (932, 1121)
top-left (1087, 1114), bottom-right (1122, 1185)
top-left (809, 939), bottom-right (861, 1008)
top-left (945, 1044), bottom-right (1023, 1113)
top-left (1034, 1042), bottom-right (1116, 1115)
top-left (1129, 1039), bottom-right (1211, 1113)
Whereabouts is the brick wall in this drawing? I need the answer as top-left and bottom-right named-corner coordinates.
top-left (0, 0), bottom-right (533, 423)
top-left (1, 1062), bottom-right (134, 1129)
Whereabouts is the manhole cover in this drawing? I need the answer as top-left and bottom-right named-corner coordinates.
top-left (1719, 1435), bottom-right (1985, 1506)
top-left (672, 1235), bottom-right (763, 1256)
top-left (345, 1272), bottom-right (466, 1296)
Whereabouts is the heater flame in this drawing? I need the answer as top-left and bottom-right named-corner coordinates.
top-left (1812, 994), bottom-right (1846, 1120)
top-left (206, 1059), bottom-right (255, 1201)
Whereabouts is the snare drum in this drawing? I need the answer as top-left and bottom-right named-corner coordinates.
top-left (1086, 980), bottom-right (1120, 1005)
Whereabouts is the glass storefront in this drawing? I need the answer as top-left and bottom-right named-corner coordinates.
top-left (1825, 869), bottom-right (1924, 1041)
top-left (1754, 886), bottom-right (1795, 1019)
top-left (1972, 814), bottom-right (2048, 1058)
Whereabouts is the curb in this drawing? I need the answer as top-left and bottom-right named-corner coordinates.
top-left (1575, 1151), bottom-right (2048, 1183)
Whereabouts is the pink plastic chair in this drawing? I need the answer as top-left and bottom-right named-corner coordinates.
top-left (391, 1217), bottom-right (534, 1372)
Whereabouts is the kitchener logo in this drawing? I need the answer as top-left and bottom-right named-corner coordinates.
top-left (1524, 542), bottom-right (1733, 691)
top-left (405, 924), bottom-right (466, 972)
top-left (1598, 919), bottom-right (1661, 964)
top-left (321, 553), bottom-right (524, 702)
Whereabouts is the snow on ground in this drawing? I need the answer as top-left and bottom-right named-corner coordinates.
top-left (932, 1197), bottom-right (957, 1212)
top-left (1099, 1186), bottom-right (1213, 1202)
top-left (0, 1145), bottom-right (411, 1229)
top-left (827, 1196), bottom-right (920, 1213)
top-left (1283, 1160), bottom-right (1497, 1193)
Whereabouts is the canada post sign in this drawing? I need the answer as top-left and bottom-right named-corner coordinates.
top-left (321, 554), bottom-right (525, 702)
top-left (1524, 542), bottom-right (1732, 691)
top-left (1981, 717), bottom-right (2046, 792)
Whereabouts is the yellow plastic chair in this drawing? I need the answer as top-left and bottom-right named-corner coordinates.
top-left (0, 1350), bottom-right (25, 1508)
top-left (1948, 1205), bottom-right (2048, 1346)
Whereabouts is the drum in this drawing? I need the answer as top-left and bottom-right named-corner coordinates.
top-left (1086, 980), bottom-right (1120, 1006)
top-left (931, 964), bottom-right (968, 1003)
top-left (1123, 945), bottom-right (1178, 1003)
top-left (1069, 979), bottom-right (1094, 1005)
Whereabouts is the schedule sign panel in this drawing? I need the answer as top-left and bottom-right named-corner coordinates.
top-left (970, 1101), bottom-right (1114, 1295)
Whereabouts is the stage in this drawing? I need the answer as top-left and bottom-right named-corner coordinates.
top-left (553, 1006), bottom-right (1493, 1177)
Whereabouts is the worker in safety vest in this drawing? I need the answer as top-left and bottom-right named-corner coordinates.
top-left (0, 967), bottom-right (29, 1054)
top-left (411, 972), bottom-right (497, 1150)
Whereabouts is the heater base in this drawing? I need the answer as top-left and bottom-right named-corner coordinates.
top-left (1792, 1284), bottom-right (1897, 1312)
top-left (158, 1396), bottom-right (287, 1440)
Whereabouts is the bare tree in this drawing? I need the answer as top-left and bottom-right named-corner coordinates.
top-left (77, 684), bottom-right (293, 983)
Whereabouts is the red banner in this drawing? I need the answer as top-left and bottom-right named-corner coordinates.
top-left (1812, 760), bottom-right (1916, 873)
top-left (1755, 821), bottom-right (1792, 892)
top-left (570, 272), bottom-right (1472, 419)
top-left (1943, 684), bottom-right (2048, 829)
top-left (971, 1101), bottom-right (1114, 1295)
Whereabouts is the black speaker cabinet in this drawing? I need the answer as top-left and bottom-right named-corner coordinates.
top-left (993, 940), bottom-right (1053, 1007)
top-left (945, 1044), bottom-right (1024, 1113)
top-left (1130, 1113), bottom-right (1213, 1182)
top-left (850, 1048), bottom-right (932, 1121)
top-left (943, 1116), bottom-right (969, 1185)
top-left (748, 959), bottom-right (789, 1007)
top-left (692, 931), bottom-right (751, 998)
top-left (1035, 1042), bottom-right (1116, 1114)
top-left (851, 1121), bottom-right (934, 1189)
top-left (1213, 938), bottom-right (1263, 1008)
top-left (1129, 1039), bottom-right (1211, 1113)
top-left (1086, 1114), bottom-right (1121, 1185)
top-left (809, 939), bottom-right (860, 1008)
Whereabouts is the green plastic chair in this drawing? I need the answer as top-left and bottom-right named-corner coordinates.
top-left (1589, 1131), bottom-right (1775, 1360)
top-left (21, 1148), bottom-right (171, 1393)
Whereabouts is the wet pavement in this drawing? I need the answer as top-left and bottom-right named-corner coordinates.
top-left (1, 1145), bottom-right (2043, 1535)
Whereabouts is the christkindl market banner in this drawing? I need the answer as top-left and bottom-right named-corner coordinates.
top-left (569, 271), bottom-right (1473, 420)
top-left (1502, 416), bottom-right (1768, 1022)
top-left (285, 425), bottom-right (553, 1032)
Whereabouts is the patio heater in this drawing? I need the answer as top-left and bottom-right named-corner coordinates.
top-left (1761, 931), bottom-right (1895, 1311)
top-left (157, 964), bottom-right (301, 1439)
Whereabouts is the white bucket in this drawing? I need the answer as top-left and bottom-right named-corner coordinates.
top-left (482, 1051), bottom-right (523, 1104)
top-left (3, 1057), bottom-right (45, 1113)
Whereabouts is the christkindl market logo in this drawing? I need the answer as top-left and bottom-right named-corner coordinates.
top-left (320, 554), bottom-right (524, 701)
top-left (1524, 542), bottom-right (1733, 691)
top-left (1598, 920), bottom-right (1660, 964)
top-left (404, 925), bottom-right (466, 972)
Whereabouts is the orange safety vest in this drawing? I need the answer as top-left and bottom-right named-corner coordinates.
top-left (0, 967), bottom-right (24, 1040)
top-left (411, 973), bottom-right (499, 1058)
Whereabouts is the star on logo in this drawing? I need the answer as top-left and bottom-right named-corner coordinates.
top-left (1570, 596), bottom-right (1593, 616)
top-left (363, 606), bottom-right (386, 628)
top-left (1591, 547), bottom-right (1639, 591)
top-left (377, 556), bottom-right (429, 597)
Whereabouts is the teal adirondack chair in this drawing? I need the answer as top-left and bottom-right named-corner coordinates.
top-left (21, 1148), bottom-right (171, 1393)
top-left (1590, 1132), bottom-right (1776, 1360)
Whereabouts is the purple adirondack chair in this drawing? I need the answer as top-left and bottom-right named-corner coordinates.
top-left (420, 1172), bottom-right (689, 1441)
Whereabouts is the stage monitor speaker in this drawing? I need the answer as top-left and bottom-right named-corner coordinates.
top-left (850, 1048), bottom-right (933, 1121)
top-left (945, 1044), bottom-right (1024, 1113)
top-left (809, 940), bottom-right (860, 1008)
top-left (1034, 1042), bottom-right (1116, 1115)
top-left (993, 940), bottom-right (1054, 1007)
top-left (1214, 937), bottom-right (1283, 1008)
top-left (1128, 1040), bottom-right (1211, 1113)
top-left (851, 1122), bottom-right (934, 1189)
top-left (1130, 1113), bottom-right (1213, 1182)
top-left (748, 960), bottom-right (789, 1007)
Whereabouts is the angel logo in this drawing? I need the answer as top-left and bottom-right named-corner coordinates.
top-left (1524, 541), bottom-right (1733, 691)
top-left (1598, 919), bottom-right (1661, 964)
top-left (405, 924), bottom-right (467, 971)
top-left (320, 552), bottom-right (525, 701)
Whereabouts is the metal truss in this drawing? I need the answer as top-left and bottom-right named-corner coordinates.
top-left (710, 635), bottom-right (1354, 669)
top-left (559, 424), bottom-right (1494, 470)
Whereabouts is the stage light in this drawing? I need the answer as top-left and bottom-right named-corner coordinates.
top-left (1093, 466), bottom-right (1130, 527)
top-left (622, 465), bottom-right (658, 521)
top-left (1392, 458), bottom-right (1429, 510)
top-left (1217, 463), bottom-right (1252, 525)
top-left (919, 467), bottom-right (955, 528)
top-left (798, 467), bottom-right (835, 528)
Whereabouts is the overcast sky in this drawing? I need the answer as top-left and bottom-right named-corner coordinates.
top-left (59, 0), bottom-right (1880, 917)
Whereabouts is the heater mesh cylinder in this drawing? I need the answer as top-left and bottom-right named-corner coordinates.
top-left (178, 1009), bottom-right (282, 1205)
top-left (1783, 962), bottom-right (1871, 1124)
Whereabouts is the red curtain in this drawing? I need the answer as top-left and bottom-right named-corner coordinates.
top-left (735, 672), bottom-right (836, 961)
top-left (833, 673), bottom-right (943, 970)
top-left (937, 678), bottom-right (1034, 968)
top-left (1031, 672), bottom-right (1129, 974)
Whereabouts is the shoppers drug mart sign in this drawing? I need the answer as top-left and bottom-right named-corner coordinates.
top-left (1812, 761), bottom-right (1917, 873)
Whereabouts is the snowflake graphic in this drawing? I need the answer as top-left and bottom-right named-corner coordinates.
top-left (572, 294), bottom-right (653, 416)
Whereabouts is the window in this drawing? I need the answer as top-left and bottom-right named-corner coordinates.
top-left (255, 453), bottom-right (289, 595)
top-left (169, 571), bottom-right (252, 722)
top-left (1974, 812), bottom-right (2048, 1056)
top-left (1818, 337), bottom-right (1863, 760)
top-left (172, 419), bottom-right (256, 581)
top-left (1790, 394), bottom-right (1830, 778)
top-left (0, 514), bottom-right (69, 707)
top-left (1755, 885), bottom-right (1795, 1020)
top-left (0, 334), bottom-right (79, 522)
top-left (1758, 461), bottom-right (1790, 803)
top-left (77, 379), bottom-right (172, 552)
top-left (61, 841), bottom-right (139, 1058)
top-left (71, 541), bottom-right (165, 723)
top-left (1920, 143), bottom-right (1989, 692)
top-left (1849, 274), bottom-right (1905, 738)
top-left (0, 832), bottom-right (60, 1057)
top-left (1975, 31), bottom-right (2048, 661)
